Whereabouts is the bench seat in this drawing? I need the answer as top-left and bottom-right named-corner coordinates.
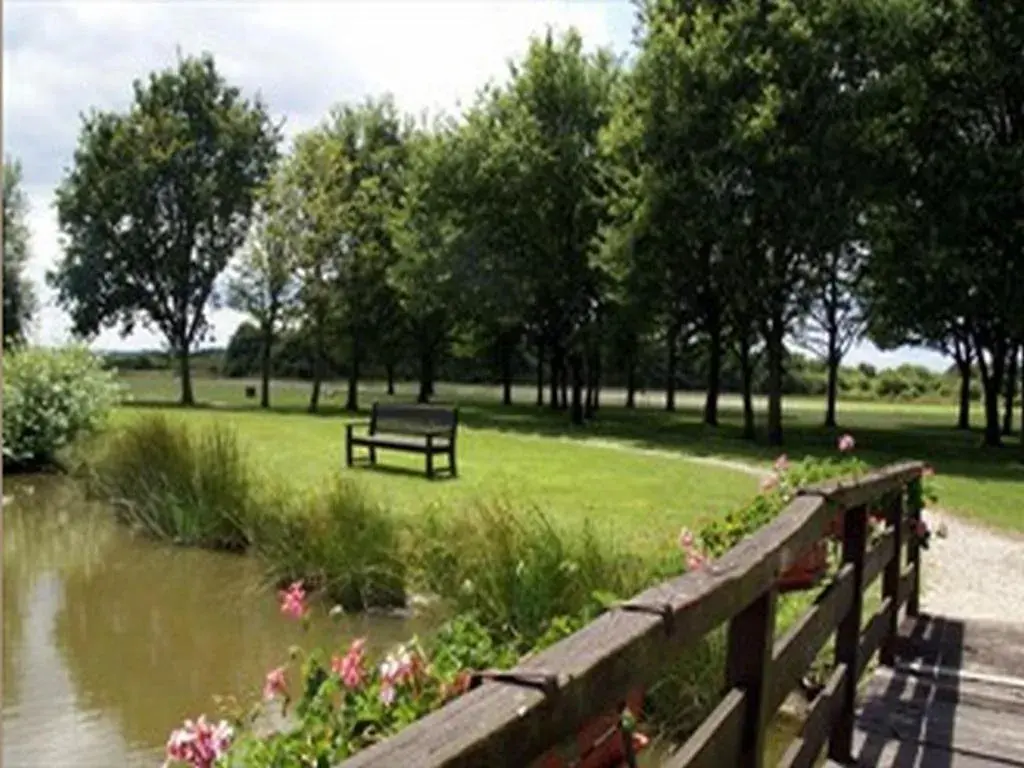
top-left (345, 403), bottom-right (459, 479)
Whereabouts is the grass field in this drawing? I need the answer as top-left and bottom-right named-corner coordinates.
top-left (117, 371), bottom-right (1024, 534)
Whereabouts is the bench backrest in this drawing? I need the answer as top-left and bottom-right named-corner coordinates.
top-left (370, 403), bottom-right (458, 437)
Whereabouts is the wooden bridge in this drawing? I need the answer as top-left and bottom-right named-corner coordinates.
top-left (340, 462), bottom-right (1024, 768)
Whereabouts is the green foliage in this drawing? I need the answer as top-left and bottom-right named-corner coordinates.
top-left (245, 478), bottom-right (406, 612)
top-left (86, 415), bottom-right (251, 550)
top-left (50, 51), bottom-right (280, 405)
top-left (407, 499), bottom-right (645, 648)
top-left (2, 345), bottom-right (121, 469)
top-left (2, 157), bottom-right (37, 348)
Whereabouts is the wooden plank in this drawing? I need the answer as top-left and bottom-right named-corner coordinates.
top-left (804, 462), bottom-right (924, 513)
top-left (862, 528), bottom-right (895, 592)
top-left (338, 463), bottom-right (925, 768)
top-left (828, 505), bottom-right (867, 763)
top-left (857, 598), bottom-right (894, 678)
top-left (881, 493), bottom-right (905, 666)
top-left (777, 663), bottom-right (848, 768)
top-left (727, 589), bottom-right (777, 768)
top-left (767, 564), bottom-right (854, 717)
top-left (905, 477), bottom-right (923, 616)
top-left (660, 689), bottom-right (745, 768)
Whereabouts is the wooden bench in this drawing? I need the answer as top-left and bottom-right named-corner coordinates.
top-left (345, 403), bottom-right (459, 479)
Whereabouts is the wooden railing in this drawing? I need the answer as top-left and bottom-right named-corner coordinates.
top-left (340, 461), bottom-right (926, 768)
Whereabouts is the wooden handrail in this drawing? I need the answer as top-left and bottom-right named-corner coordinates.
top-left (339, 460), bottom-right (927, 768)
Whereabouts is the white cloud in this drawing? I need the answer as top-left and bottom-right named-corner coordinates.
top-left (4, 0), bottom-right (631, 351)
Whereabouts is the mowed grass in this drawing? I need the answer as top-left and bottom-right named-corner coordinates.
top-left (119, 371), bottom-right (1024, 533)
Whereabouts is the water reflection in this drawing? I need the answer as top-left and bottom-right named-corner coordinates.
top-left (3, 477), bottom-right (431, 766)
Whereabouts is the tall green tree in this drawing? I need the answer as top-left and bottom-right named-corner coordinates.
top-left (2, 158), bottom-right (37, 348)
top-left (51, 52), bottom-right (280, 405)
top-left (226, 167), bottom-right (300, 408)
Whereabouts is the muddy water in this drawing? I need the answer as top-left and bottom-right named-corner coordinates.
top-left (2, 476), bottom-right (432, 767)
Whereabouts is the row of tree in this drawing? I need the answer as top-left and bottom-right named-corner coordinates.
top-left (45, 0), bottom-right (1023, 448)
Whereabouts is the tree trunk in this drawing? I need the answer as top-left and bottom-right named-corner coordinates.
top-left (956, 358), bottom-right (972, 430)
top-left (666, 323), bottom-right (678, 413)
top-left (766, 313), bottom-right (784, 446)
top-left (259, 328), bottom-right (272, 409)
top-left (501, 332), bottom-right (513, 406)
top-left (536, 340), bottom-right (545, 407)
top-left (417, 348), bottom-right (434, 404)
top-left (345, 335), bottom-right (360, 413)
top-left (703, 316), bottom-right (721, 426)
top-left (977, 345), bottom-right (1004, 447)
top-left (1003, 346), bottom-right (1018, 436)
top-left (824, 355), bottom-right (839, 428)
top-left (560, 363), bottom-right (569, 410)
top-left (739, 336), bottom-right (755, 440)
top-left (570, 351), bottom-right (584, 425)
top-left (308, 328), bottom-right (324, 414)
top-left (592, 345), bottom-right (601, 412)
top-left (626, 348), bottom-right (637, 409)
top-left (178, 344), bottom-right (195, 407)
top-left (386, 363), bottom-right (396, 396)
top-left (550, 345), bottom-right (562, 411)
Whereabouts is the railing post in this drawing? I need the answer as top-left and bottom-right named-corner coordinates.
top-left (829, 503), bottom-right (867, 765)
top-left (881, 491), bottom-right (904, 667)
top-left (726, 586), bottom-right (777, 768)
top-left (905, 477), bottom-right (923, 618)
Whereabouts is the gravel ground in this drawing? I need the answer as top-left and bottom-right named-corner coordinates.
top-left (920, 508), bottom-right (1024, 626)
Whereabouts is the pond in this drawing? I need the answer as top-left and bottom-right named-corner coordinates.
top-left (2, 476), bottom-right (433, 767)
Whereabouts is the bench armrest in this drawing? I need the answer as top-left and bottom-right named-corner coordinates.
top-left (346, 421), bottom-right (372, 436)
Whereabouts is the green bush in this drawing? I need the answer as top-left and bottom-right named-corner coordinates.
top-left (408, 499), bottom-right (647, 648)
top-left (87, 415), bottom-right (250, 550)
top-left (2, 345), bottom-right (122, 469)
top-left (245, 478), bottom-right (407, 612)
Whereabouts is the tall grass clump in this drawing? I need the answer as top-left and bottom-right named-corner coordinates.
top-left (87, 415), bottom-right (251, 550)
top-left (408, 499), bottom-right (650, 649)
top-left (244, 477), bottom-right (406, 612)
top-left (2, 344), bottom-right (122, 471)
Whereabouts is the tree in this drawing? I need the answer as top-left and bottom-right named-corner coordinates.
top-left (226, 167), bottom-right (299, 408)
top-left (3, 158), bottom-right (37, 347)
top-left (51, 52), bottom-right (280, 405)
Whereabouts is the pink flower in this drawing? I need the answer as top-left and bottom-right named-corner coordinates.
top-left (837, 434), bottom-right (856, 453)
top-left (922, 465), bottom-right (935, 478)
top-left (164, 715), bottom-right (233, 768)
top-left (773, 454), bottom-right (789, 473)
top-left (678, 528), bottom-right (695, 551)
top-left (263, 666), bottom-right (288, 700)
top-left (379, 680), bottom-right (397, 706)
top-left (278, 581), bottom-right (307, 620)
top-left (377, 647), bottom-right (421, 706)
top-left (760, 474), bottom-right (779, 493)
top-left (331, 638), bottom-right (367, 690)
top-left (686, 551), bottom-right (706, 571)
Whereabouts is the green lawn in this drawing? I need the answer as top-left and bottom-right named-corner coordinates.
top-left (117, 371), bottom-right (1024, 534)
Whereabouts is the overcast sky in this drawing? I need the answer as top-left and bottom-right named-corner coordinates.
top-left (3, 0), bottom-right (947, 371)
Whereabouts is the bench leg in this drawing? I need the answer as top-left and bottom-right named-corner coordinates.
top-left (369, 447), bottom-right (377, 465)
top-left (426, 451), bottom-right (434, 479)
top-left (346, 437), bottom-right (353, 467)
top-left (449, 449), bottom-right (457, 478)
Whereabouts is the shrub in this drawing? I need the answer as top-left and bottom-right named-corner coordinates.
top-left (244, 477), bottom-right (406, 611)
top-left (87, 415), bottom-right (250, 550)
top-left (408, 499), bottom-right (647, 649)
top-left (2, 345), bottom-right (121, 469)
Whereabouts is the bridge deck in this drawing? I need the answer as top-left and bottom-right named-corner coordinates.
top-left (847, 613), bottom-right (1024, 767)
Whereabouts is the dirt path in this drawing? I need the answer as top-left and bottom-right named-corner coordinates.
top-left (920, 508), bottom-right (1024, 626)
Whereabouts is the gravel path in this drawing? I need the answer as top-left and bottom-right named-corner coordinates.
top-left (920, 508), bottom-right (1024, 626)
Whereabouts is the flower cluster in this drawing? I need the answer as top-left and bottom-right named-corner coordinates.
top-left (838, 433), bottom-right (855, 453)
top-left (278, 581), bottom-right (307, 621)
top-left (331, 638), bottom-right (367, 690)
top-left (164, 716), bottom-right (233, 768)
top-left (263, 666), bottom-right (288, 701)
top-left (678, 528), bottom-right (708, 571)
top-left (378, 646), bottom-right (424, 706)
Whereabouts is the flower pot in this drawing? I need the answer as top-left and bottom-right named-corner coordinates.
top-left (535, 688), bottom-right (648, 768)
top-left (778, 540), bottom-right (829, 593)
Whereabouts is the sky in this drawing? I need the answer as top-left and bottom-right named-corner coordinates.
top-left (2, 0), bottom-right (948, 372)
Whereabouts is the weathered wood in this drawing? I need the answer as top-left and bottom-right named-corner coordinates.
top-left (337, 462), bottom-right (927, 768)
top-left (829, 504), bottom-right (868, 763)
top-left (660, 689), bottom-right (745, 768)
top-left (905, 477), bottom-right (923, 617)
top-left (881, 492), bottom-right (905, 667)
top-left (858, 597), bottom-right (893, 678)
top-left (778, 663), bottom-right (848, 768)
top-left (768, 564), bottom-right (854, 717)
top-left (862, 527), bottom-right (896, 592)
top-left (726, 588), bottom-right (777, 768)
